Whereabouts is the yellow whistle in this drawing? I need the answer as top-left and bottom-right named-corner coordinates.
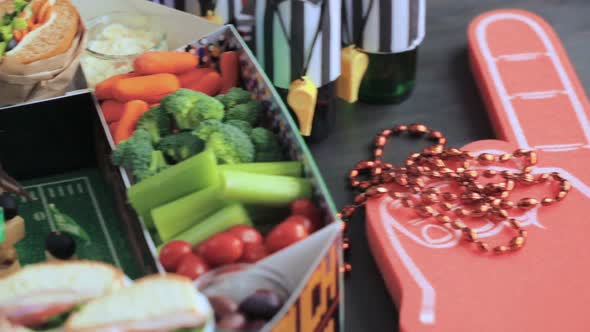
top-left (336, 45), bottom-right (369, 103)
top-left (204, 10), bottom-right (223, 24)
top-left (287, 76), bottom-right (318, 136)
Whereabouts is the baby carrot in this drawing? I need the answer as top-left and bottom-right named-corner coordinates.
top-left (185, 71), bottom-right (223, 96)
top-left (178, 68), bottom-right (215, 87)
top-left (112, 73), bottom-right (180, 103)
top-left (100, 100), bottom-right (125, 123)
top-left (219, 51), bottom-right (240, 93)
top-left (95, 73), bottom-right (137, 100)
top-left (114, 100), bottom-right (150, 144)
top-left (134, 51), bottom-right (199, 75)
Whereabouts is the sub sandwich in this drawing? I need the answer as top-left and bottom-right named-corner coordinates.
top-left (64, 275), bottom-right (212, 332)
top-left (0, 0), bottom-right (79, 62)
top-left (0, 261), bottom-right (125, 331)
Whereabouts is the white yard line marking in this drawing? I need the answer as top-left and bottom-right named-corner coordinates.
top-left (83, 178), bottom-right (122, 269)
top-left (77, 183), bottom-right (84, 194)
top-left (57, 186), bottom-right (64, 197)
top-left (26, 177), bottom-right (88, 187)
top-left (36, 187), bottom-right (56, 231)
top-left (67, 185), bottom-right (74, 195)
top-left (48, 187), bottom-right (55, 198)
top-left (495, 52), bottom-right (548, 61)
top-left (535, 143), bottom-right (583, 149)
top-left (29, 190), bottom-right (38, 201)
top-left (509, 90), bottom-right (565, 100)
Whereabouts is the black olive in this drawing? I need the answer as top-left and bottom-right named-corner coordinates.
top-left (238, 289), bottom-right (284, 320)
top-left (45, 231), bottom-right (76, 260)
top-left (0, 192), bottom-right (18, 220)
top-left (7, 39), bottom-right (17, 51)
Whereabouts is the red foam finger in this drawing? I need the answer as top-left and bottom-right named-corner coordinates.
top-left (468, 9), bottom-right (590, 149)
top-left (366, 9), bottom-right (590, 332)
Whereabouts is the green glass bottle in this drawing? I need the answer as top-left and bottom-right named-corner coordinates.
top-left (343, 0), bottom-right (425, 104)
top-left (359, 48), bottom-right (418, 104)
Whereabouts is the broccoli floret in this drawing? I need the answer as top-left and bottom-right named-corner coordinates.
top-left (0, 26), bottom-right (12, 42)
top-left (136, 106), bottom-right (172, 144)
top-left (215, 88), bottom-right (252, 109)
top-left (208, 131), bottom-right (254, 164)
top-left (225, 100), bottom-right (263, 125)
top-left (111, 129), bottom-right (169, 181)
top-left (250, 127), bottom-right (284, 162)
top-left (193, 121), bottom-right (254, 164)
top-left (133, 151), bottom-right (169, 181)
top-left (225, 119), bottom-right (252, 135)
top-left (112, 129), bottom-right (152, 169)
top-left (158, 132), bottom-right (205, 163)
top-left (161, 89), bottom-right (224, 130)
top-left (193, 120), bottom-right (227, 141)
top-left (251, 127), bottom-right (281, 151)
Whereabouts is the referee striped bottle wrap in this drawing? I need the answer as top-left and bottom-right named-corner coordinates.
top-left (342, 0), bottom-right (426, 104)
top-left (150, 0), bottom-right (254, 42)
top-left (249, 0), bottom-right (341, 142)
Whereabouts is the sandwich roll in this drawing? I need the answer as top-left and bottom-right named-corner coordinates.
top-left (65, 275), bottom-right (212, 332)
top-left (3, 0), bottom-right (80, 64)
top-left (0, 261), bottom-right (125, 329)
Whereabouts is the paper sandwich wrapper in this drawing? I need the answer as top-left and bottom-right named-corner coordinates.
top-left (0, 19), bottom-right (87, 107)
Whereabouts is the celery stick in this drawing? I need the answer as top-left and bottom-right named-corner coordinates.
top-left (128, 150), bottom-right (219, 228)
top-left (219, 161), bottom-right (303, 177)
top-left (221, 170), bottom-right (311, 206)
top-left (169, 204), bottom-right (252, 247)
top-left (152, 186), bottom-right (226, 241)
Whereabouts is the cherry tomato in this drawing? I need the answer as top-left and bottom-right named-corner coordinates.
top-left (200, 233), bottom-right (244, 266)
top-left (176, 254), bottom-right (210, 280)
top-left (227, 225), bottom-right (263, 247)
top-left (282, 215), bottom-right (314, 234)
top-left (241, 243), bottom-right (268, 263)
top-left (193, 243), bottom-right (204, 256)
top-left (290, 199), bottom-right (322, 232)
top-left (159, 240), bottom-right (193, 272)
top-left (265, 219), bottom-right (309, 254)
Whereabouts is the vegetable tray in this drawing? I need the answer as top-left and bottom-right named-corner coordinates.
top-left (96, 26), bottom-right (345, 332)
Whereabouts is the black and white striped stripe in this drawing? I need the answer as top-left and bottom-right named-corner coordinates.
top-left (150, 0), bottom-right (248, 25)
top-left (253, 0), bottom-right (341, 89)
top-left (343, 0), bottom-right (426, 54)
top-left (150, 0), bottom-right (194, 13)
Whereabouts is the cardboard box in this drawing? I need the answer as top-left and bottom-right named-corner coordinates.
top-left (0, 2), bottom-right (345, 331)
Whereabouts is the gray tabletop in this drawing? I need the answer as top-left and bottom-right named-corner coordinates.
top-left (307, 1), bottom-right (590, 331)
